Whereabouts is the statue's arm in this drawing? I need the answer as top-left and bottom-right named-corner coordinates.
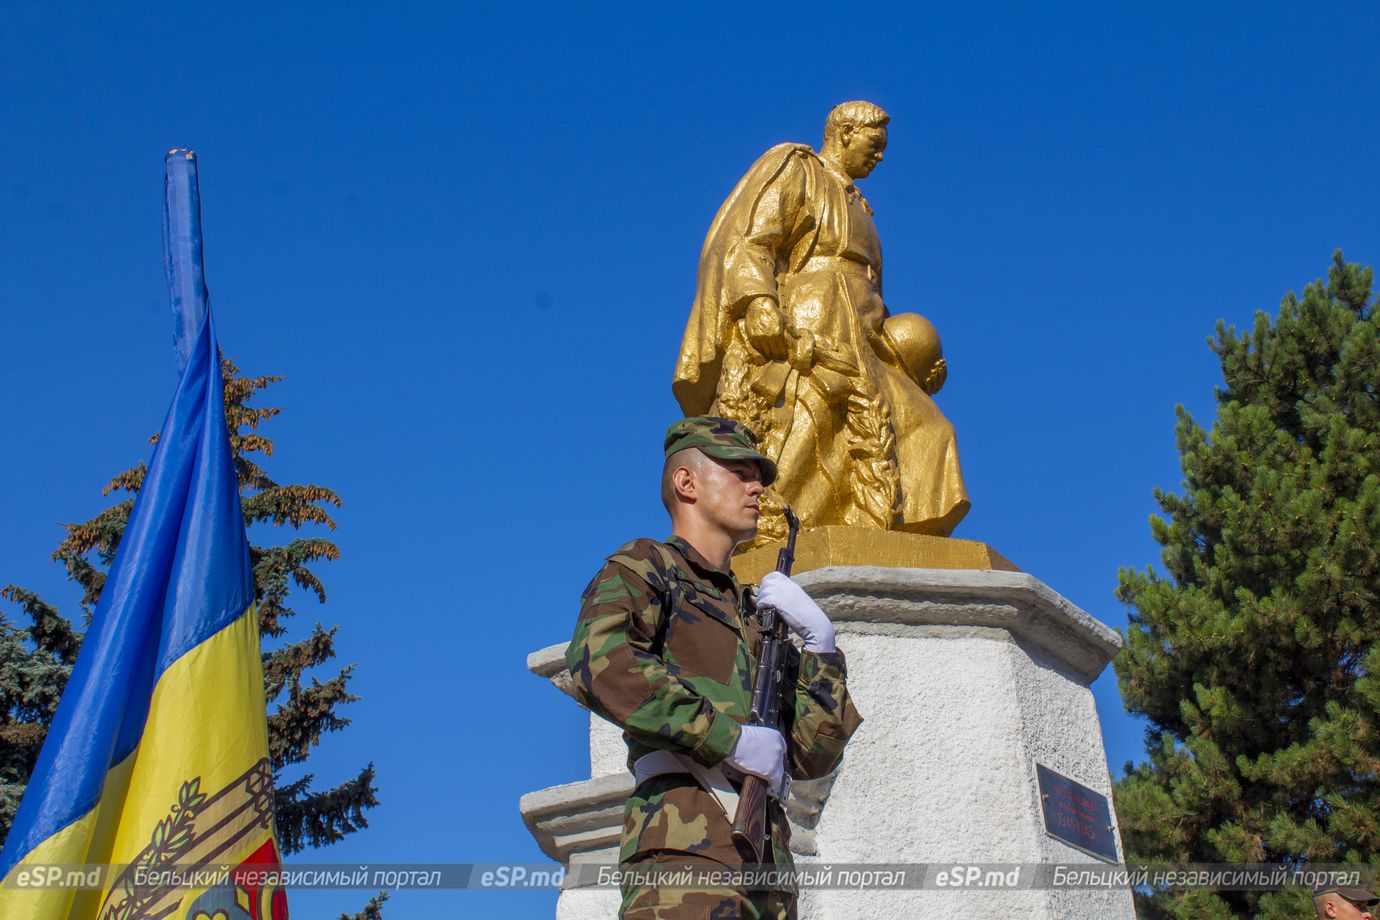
top-left (721, 152), bottom-right (811, 361)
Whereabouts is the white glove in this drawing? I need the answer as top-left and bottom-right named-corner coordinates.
top-left (757, 572), bottom-right (836, 652)
top-left (724, 724), bottom-right (786, 790)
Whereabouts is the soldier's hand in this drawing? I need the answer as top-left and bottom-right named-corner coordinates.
top-left (758, 572), bottom-right (836, 653)
top-left (725, 725), bottom-right (786, 789)
top-left (744, 297), bottom-right (790, 360)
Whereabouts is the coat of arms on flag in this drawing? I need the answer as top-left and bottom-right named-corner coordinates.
top-left (98, 760), bottom-right (287, 920)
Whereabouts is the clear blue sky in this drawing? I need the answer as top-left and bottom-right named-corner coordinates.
top-left (3, 2), bottom-right (1378, 917)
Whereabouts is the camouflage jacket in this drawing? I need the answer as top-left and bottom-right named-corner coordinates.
top-left (565, 535), bottom-right (863, 868)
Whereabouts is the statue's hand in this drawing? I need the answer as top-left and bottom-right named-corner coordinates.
top-left (790, 328), bottom-right (816, 370)
top-left (745, 296), bottom-right (790, 361)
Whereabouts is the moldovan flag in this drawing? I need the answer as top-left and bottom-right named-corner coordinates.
top-left (0, 150), bottom-right (288, 919)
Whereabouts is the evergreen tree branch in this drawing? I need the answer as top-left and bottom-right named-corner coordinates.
top-left (274, 763), bottom-right (379, 854)
top-left (339, 891), bottom-right (388, 920)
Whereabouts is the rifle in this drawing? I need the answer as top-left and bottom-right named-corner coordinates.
top-left (731, 506), bottom-right (799, 863)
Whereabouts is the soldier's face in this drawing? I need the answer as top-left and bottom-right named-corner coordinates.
top-left (694, 457), bottom-right (764, 543)
top-left (841, 125), bottom-right (887, 179)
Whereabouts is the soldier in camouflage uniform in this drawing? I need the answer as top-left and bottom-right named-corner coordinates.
top-left (566, 416), bottom-right (863, 919)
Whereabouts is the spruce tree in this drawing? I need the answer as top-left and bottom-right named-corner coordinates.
top-left (1114, 252), bottom-right (1380, 919)
top-left (0, 587), bottom-right (80, 834)
top-left (0, 359), bottom-right (379, 856)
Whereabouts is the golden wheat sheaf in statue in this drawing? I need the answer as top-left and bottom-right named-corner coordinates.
top-left (674, 101), bottom-right (969, 545)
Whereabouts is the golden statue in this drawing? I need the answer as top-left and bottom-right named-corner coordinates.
top-left (674, 101), bottom-right (971, 546)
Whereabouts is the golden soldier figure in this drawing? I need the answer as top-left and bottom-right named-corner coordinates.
top-left (674, 101), bottom-right (970, 544)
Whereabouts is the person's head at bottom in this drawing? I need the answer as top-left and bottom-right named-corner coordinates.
top-left (661, 416), bottom-right (776, 565)
top-left (1315, 883), bottom-right (1379, 919)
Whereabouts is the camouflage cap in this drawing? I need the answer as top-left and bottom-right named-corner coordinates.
top-left (1313, 880), bottom-right (1380, 906)
top-left (664, 416), bottom-right (777, 486)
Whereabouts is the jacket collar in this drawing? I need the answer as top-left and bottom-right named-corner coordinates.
top-left (665, 534), bottom-right (738, 587)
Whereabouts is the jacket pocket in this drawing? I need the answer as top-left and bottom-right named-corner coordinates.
top-left (664, 595), bottom-right (741, 684)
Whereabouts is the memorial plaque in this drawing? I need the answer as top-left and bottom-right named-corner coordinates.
top-left (1036, 763), bottom-right (1119, 863)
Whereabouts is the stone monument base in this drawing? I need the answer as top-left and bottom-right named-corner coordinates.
top-left (731, 526), bottom-right (1019, 584)
top-left (521, 564), bottom-right (1135, 919)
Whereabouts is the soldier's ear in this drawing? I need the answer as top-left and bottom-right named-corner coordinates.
top-left (671, 465), bottom-right (697, 503)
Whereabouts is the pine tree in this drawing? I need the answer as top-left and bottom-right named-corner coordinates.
top-left (1114, 252), bottom-right (1380, 919)
top-left (0, 359), bottom-right (380, 857)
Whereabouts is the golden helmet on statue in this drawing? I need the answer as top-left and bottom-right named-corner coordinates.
top-left (882, 312), bottom-right (947, 395)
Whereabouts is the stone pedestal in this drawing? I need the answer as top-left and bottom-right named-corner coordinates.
top-left (521, 566), bottom-right (1135, 919)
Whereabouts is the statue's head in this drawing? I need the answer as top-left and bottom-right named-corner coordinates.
top-left (823, 100), bottom-right (890, 179)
